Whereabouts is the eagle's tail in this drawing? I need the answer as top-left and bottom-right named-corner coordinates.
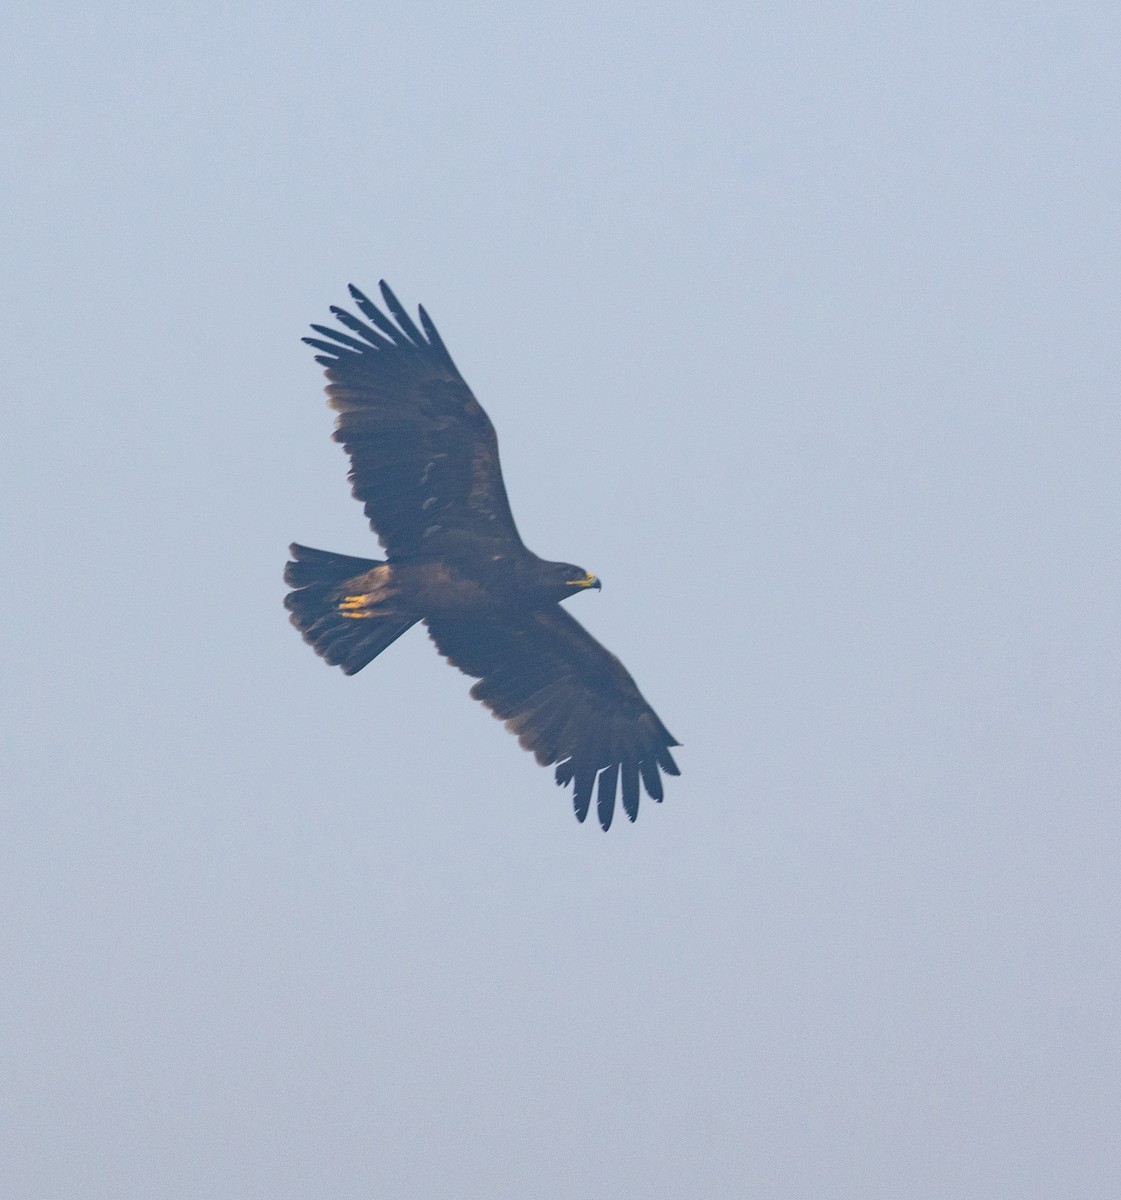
top-left (284, 543), bottom-right (417, 675)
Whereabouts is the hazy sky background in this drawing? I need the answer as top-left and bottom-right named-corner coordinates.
top-left (3, 3), bottom-right (1119, 1197)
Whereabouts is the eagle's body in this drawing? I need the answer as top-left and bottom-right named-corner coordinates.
top-left (286, 282), bottom-right (679, 829)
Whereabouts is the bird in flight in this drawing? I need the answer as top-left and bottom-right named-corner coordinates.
top-left (286, 282), bottom-right (680, 829)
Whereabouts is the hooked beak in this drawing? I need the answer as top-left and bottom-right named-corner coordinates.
top-left (568, 572), bottom-right (601, 590)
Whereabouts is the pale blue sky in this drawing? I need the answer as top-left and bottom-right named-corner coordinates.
top-left (3, 3), bottom-right (1119, 1197)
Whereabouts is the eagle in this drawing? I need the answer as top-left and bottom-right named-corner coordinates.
top-left (285, 282), bottom-right (680, 829)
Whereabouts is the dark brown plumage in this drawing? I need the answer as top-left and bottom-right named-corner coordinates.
top-left (285, 281), bottom-right (679, 829)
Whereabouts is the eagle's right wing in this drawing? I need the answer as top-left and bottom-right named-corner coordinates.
top-left (304, 282), bottom-right (525, 560)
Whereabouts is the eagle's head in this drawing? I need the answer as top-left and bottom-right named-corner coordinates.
top-left (533, 559), bottom-right (601, 602)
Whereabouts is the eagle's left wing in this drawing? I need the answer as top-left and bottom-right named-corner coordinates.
top-left (426, 606), bottom-right (680, 829)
